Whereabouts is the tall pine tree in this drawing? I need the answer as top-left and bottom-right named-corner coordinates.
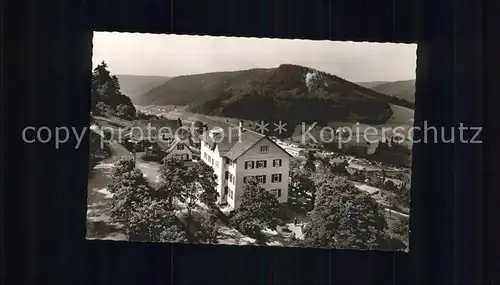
top-left (91, 61), bottom-right (136, 120)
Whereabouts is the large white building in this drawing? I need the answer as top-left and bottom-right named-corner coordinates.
top-left (200, 122), bottom-right (292, 209)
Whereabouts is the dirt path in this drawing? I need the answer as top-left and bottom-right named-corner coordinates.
top-left (86, 142), bottom-right (131, 240)
top-left (87, 141), bottom-right (164, 240)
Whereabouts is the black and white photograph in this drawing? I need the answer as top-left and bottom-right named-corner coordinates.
top-left (87, 32), bottom-right (415, 251)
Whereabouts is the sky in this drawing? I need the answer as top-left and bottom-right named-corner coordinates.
top-left (92, 32), bottom-right (417, 82)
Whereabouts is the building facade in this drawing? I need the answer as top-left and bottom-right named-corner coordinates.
top-left (200, 124), bottom-right (291, 209)
top-left (163, 138), bottom-right (193, 161)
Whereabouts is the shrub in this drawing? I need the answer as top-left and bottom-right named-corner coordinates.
top-left (195, 211), bottom-right (219, 244)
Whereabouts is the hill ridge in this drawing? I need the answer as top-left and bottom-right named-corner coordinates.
top-left (136, 64), bottom-right (414, 126)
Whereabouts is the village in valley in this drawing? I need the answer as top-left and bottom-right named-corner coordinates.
top-left (87, 33), bottom-right (414, 251)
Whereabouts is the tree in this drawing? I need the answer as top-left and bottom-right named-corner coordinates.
top-left (91, 61), bottom-right (137, 120)
top-left (115, 104), bottom-right (136, 120)
top-left (289, 161), bottom-right (317, 207)
top-left (193, 120), bottom-right (207, 135)
top-left (108, 165), bottom-right (190, 243)
top-left (303, 177), bottom-right (391, 250)
top-left (391, 217), bottom-right (409, 237)
top-left (157, 156), bottom-right (188, 209)
top-left (109, 168), bottom-right (155, 224)
top-left (329, 159), bottom-right (349, 176)
top-left (193, 161), bottom-right (219, 208)
top-left (103, 129), bottom-right (113, 141)
top-left (384, 179), bottom-right (397, 191)
top-left (394, 188), bottom-right (410, 208)
top-left (126, 198), bottom-right (189, 243)
top-left (180, 167), bottom-right (201, 219)
top-left (230, 178), bottom-right (283, 237)
top-left (157, 157), bottom-right (218, 216)
top-left (304, 158), bottom-right (316, 172)
top-left (195, 211), bottom-right (219, 244)
top-left (110, 157), bottom-right (135, 184)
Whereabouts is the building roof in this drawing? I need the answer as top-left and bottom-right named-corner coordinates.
top-left (352, 182), bottom-right (381, 195)
top-left (200, 119), bottom-right (292, 161)
top-left (157, 139), bottom-right (174, 150)
top-left (89, 125), bottom-right (105, 137)
top-left (130, 119), bottom-right (186, 140)
top-left (164, 137), bottom-right (193, 154)
top-left (284, 146), bottom-right (305, 152)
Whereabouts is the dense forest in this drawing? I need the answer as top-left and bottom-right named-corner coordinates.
top-left (91, 61), bottom-right (137, 120)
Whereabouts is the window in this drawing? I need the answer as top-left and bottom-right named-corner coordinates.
top-left (225, 171), bottom-right (229, 179)
top-left (260, 145), bottom-right (269, 153)
top-left (273, 159), bottom-right (282, 167)
top-left (256, 160), bottom-right (267, 169)
top-left (270, 189), bottom-right (282, 198)
top-left (226, 158), bottom-right (232, 165)
top-left (204, 152), bottom-right (207, 159)
top-left (245, 161), bottom-right (255, 169)
top-left (256, 175), bottom-right (266, 184)
top-left (229, 190), bottom-right (233, 199)
top-left (177, 144), bottom-right (185, 150)
top-left (243, 176), bottom-right (252, 184)
top-left (271, 173), bottom-right (282, 183)
top-left (224, 186), bottom-right (228, 195)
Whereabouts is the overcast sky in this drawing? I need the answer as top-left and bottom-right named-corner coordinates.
top-left (92, 32), bottom-right (417, 82)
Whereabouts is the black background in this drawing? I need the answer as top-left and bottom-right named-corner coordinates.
top-left (2, 0), bottom-right (495, 284)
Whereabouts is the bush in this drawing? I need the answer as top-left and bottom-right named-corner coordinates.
top-left (238, 220), bottom-right (263, 238)
top-left (121, 140), bottom-right (136, 152)
top-left (126, 200), bottom-right (189, 243)
top-left (384, 180), bottom-right (397, 191)
top-left (111, 157), bottom-right (135, 179)
top-left (195, 211), bottom-right (219, 244)
top-left (229, 178), bottom-right (283, 237)
top-left (103, 129), bottom-right (113, 141)
top-left (391, 217), bottom-right (409, 237)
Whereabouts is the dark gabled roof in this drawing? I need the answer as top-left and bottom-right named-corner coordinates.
top-left (165, 137), bottom-right (193, 154)
top-left (223, 131), bottom-right (266, 160)
top-left (157, 138), bottom-right (174, 150)
top-left (132, 119), bottom-right (187, 140)
top-left (199, 119), bottom-right (291, 161)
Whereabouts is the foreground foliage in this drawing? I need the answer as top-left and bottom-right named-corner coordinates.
top-left (108, 155), bottom-right (220, 243)
top-left (91, 61), bottom-right (137, 120)
top-left (300, 177), bottom-right (405, 251)
top-left (230, 178), bottom-right (283, 238)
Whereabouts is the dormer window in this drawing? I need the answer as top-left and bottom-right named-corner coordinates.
top-left (260, 146), bottom-right (269, 153)
top-left (176, 144), bottom-right (185, 150)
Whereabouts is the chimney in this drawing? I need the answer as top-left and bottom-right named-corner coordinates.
top-left (225, 119), bottom-right (229, 123)
top-left (239, 121), bottom-right (243, 133)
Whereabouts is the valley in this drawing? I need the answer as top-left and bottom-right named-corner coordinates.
top-left (130, 64), bottom-right (415, 157)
